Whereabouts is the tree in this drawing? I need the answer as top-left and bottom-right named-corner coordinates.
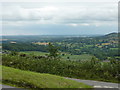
top-left (47, 43), bottom-right (60, 59)
top-left (10, 51), bottom-right (19, 56)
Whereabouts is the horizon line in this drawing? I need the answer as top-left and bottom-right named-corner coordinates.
top-left (1, 32), bottom-right (118, 36)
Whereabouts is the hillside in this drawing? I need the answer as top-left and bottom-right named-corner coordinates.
top-left (2, 66), bottom-right (92, 88)
top-left (104, 32), bottom-right (118, 37)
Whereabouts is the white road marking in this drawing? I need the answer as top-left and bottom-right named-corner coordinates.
top-left (94, 86), bottom-right (115, 88)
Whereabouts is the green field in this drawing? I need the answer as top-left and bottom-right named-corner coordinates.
top-left (20, 51), bottom-right (48, 56)
top-left (110, 48), bottom-right (118, 50)
top-left (2, 66), bottom-right (92, 88)
top-left (20, 51), bottom-right (93, 61)
top-left (61, 53), bottom-right (93, 61)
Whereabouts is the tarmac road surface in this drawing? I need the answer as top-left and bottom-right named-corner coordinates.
top-left (65, 77), bottom-right (119, 89)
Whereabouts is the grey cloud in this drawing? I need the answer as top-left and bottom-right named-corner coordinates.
top-left (1, 2), bottom-right (118, 26)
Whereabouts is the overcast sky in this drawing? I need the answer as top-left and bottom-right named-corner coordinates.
top-left (1, 0), bottom-right (118, 35)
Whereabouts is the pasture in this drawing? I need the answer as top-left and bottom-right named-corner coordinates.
top-left (20, 51), bottom-right (93, 61)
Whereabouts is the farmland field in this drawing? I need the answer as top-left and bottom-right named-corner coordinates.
top-left (20, 51), bottom-right (48, 56)
top-left (61, 53), bottom-right (93, 61)
top-left (2, 33), bottom-right (119, 60)
top-left (20, 51), bottom-right (93, 61)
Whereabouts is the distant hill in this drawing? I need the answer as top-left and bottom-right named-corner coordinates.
top-left (104, 32), bottom-right (118, 37)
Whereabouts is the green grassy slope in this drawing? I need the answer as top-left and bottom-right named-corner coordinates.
top-left (2, 66), bottom-right (92, 89)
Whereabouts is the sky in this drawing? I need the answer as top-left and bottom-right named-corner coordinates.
top-left (0, 0), bottom-right (119, 35)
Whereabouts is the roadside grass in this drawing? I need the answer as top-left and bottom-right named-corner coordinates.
top-left (2, 65), bottom-right (92, 89)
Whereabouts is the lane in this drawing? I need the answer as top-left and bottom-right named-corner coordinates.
top-left (1, 84), bottom-right (25, 90)
top-left (0, 84), bottom-right (16, 89)
top-left (65, 77), bottom-right (119, 88)
top-left (0, 79), bottom-right (119, 89)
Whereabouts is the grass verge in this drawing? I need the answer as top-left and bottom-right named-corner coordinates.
top-left (2, 65), bottom-right (92, 89)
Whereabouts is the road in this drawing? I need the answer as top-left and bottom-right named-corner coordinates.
top-left (1, 84), bottom-right (15, 88)
top-left (0, 84), bottom-right (24, 90)
top-left (0, 79), bottom-right (119, 89)
top-left (65, 77), bottom-right (119, 89)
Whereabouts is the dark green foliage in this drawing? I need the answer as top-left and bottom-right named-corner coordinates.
top-left (10, 51), bottom-right (19, 56)
top-left (2, 53), bottom-right (120, 83)
top-left (2, 42), bottom-right (47, 52)
top-left (47, 43), bottom-right (60, 59)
